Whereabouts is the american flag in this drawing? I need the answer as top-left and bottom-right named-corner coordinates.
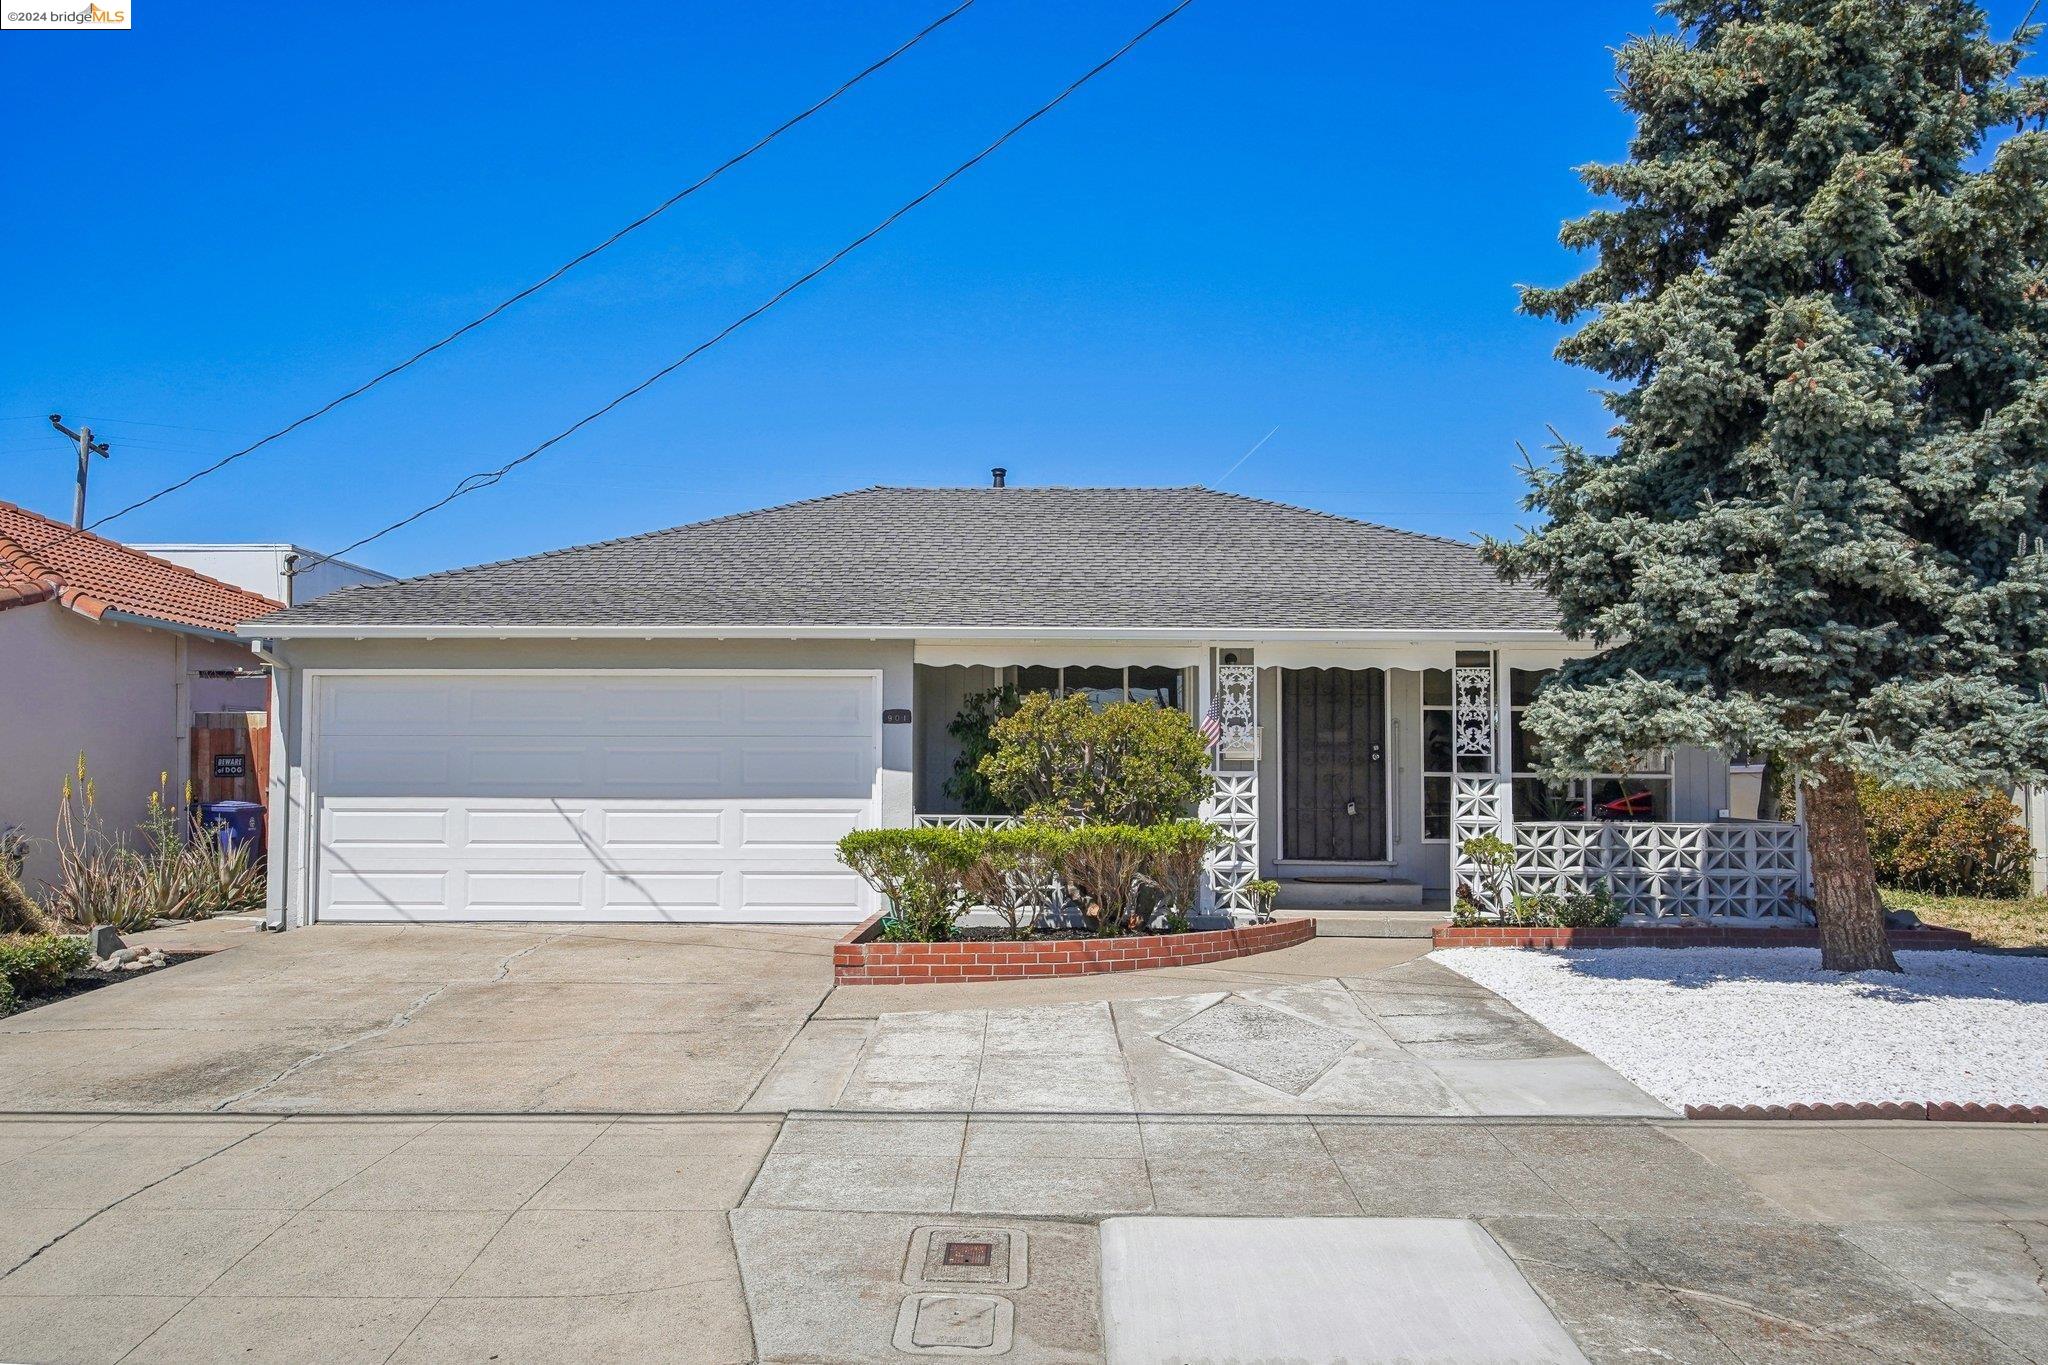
top-left (1200, 693), bottom-right (1223, 747)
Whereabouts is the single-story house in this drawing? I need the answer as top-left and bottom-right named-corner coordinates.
top-left (0, 502), bottom-right (286, 888)
top-left (245, 483), bottom-right (1807, 929)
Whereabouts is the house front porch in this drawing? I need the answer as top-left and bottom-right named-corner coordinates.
top-left (909, 639), bottom-right (1810, 925)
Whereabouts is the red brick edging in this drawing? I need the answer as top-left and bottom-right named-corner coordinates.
top-left (1685, 1101), bottom-right (2046, 1123)
top-left (1431, 924), bottom-right (1974, 951)
top-left (833, 916), bottom-right (1315, 985)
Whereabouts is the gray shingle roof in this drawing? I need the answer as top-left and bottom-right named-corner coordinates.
top-left (254, 486), bottom-right (1559, 632)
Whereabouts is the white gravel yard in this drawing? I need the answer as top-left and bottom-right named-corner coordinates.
top-left (1431, 947), bottom-right (2048, 1110)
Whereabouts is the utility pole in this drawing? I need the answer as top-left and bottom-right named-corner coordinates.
top-left (47, 414), bottom-right (111, 528)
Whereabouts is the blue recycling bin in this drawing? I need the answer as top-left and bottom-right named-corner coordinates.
top-left (197, 800), bottom-right (266, 858)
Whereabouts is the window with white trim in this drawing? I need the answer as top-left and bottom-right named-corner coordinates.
top-left (1013, 665), bottom-right (1188, 712)
top-left (1421, 668), bottom-right (1455, 841)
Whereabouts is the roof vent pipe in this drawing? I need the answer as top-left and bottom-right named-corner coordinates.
top-left (990, 467), bottom-right (1007, 488)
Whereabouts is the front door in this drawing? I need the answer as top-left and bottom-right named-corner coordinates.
top-left (1280, 668), bottom-right (1387, 861)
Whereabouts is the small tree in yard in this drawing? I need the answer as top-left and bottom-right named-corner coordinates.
top-left (978, 693), bottom-right (1212, 826)
top-left (1492, 0), bottom-right (2048, 971)
top-left (943, 685), bottom-right (1021, 814)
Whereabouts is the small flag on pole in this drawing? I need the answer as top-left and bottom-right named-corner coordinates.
top-left (1200, 693), bottom-right (1223, 747)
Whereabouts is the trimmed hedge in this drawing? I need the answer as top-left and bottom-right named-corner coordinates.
top-left (1860, 781), bottom-right (2030, 899)
top-left (836, 821), bottom-right (1215, 943)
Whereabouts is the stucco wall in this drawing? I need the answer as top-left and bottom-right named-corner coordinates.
top-left (0, 607), bottom-right (255, 890)
top-left (262, 636), bottom-right (917, 927)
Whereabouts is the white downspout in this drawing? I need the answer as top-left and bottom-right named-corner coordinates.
top-left (249, 637), bottom-right (291, 930)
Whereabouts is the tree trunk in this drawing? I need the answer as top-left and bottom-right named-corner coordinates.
top-left (1804, 762), bottom-right (1900, 973)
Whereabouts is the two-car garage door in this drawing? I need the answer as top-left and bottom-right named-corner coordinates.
top-left (310, 672), bottom-right (880, 923)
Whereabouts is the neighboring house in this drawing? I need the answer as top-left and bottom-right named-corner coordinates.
top-left (0, 502), bottom-right (283, 890)
top-left (245, 483), bottom-right (1790, 930)
top-left (133, 543), bottom-right (395, 607)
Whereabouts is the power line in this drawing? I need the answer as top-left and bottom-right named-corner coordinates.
top-left (77, 0), bottom-right (980, 537)
top-left (296, 0), bottom-right (1195, 576)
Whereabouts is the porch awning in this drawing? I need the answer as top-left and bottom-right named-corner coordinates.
top-left (913, 642), bottom-right (1207, 670)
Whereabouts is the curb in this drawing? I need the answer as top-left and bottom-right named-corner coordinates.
top-left (1684, 1101), bottom-right (2046, 1123)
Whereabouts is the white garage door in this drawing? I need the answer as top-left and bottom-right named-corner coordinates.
top-left (310, 671), bottom-right (880, 923)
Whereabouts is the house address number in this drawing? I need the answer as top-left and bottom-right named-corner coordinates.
top-left (882, 709), bottom-right (912, 725)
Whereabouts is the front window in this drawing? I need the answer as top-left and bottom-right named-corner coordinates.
top-left (1012, 665), bottom-right (1188, 712)
top-left (1509, 668), bottom-right (1669, 822)
top-left (1421, 668), bottom-right (1454, 840)
top-left (1420, 666), bottom-right (1671, 839)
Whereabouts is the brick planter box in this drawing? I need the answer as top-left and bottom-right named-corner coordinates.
top-left (1431, 923), bottom-right (1974, 951)
top-left (833, 916), bottom-right (1315, 985)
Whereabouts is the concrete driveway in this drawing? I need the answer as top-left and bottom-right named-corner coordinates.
top-left (1, 923), bottom-right (1653, 1118)
top-left (0, 923), bottom-right (841, 1113)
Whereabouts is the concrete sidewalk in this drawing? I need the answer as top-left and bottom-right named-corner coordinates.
top-left (734, 1113), bottom-right (2048, 1363)
top-left (3, 1111), bottom-right (2043, 1362)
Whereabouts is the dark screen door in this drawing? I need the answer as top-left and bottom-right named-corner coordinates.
top-left (1281, 668), bottom-right (1387, 861)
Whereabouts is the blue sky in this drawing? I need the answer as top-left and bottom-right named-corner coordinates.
top-left (1, 1), bottom-right (2034, 576)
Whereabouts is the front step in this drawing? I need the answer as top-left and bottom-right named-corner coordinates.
top-left (1277, 909), bottom-right (1448, 939)
top-left (1273, 876), bottom-right (1426, 909)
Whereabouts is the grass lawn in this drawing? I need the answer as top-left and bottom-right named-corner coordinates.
top-left (1882, 888), bottom-right (2048, 950)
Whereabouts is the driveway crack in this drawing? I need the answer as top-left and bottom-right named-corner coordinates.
top-left (209, 983), bottom-right (450, 1112)
top-left (209, 936), bottom-right (552, 1112)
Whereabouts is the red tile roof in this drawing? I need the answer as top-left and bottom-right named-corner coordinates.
top-left (0, 502), bottom-right (282, 635)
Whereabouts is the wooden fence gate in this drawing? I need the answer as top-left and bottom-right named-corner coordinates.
top-left (189, 710), bottom-right (268, 810)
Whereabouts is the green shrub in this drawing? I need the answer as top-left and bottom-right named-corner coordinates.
top-left (843, 821), bottom-right (1220, 941)
top-left (837, 828), bottom-right (976, 942)
top-left (1456, 833), bottom-right (1516, 915)
top-left (1246, 878), bottom-right (1280, 921)
top-left (943, 686), bottom-right (1022, 814)
top-left (1059, 825), bottom-right (1156, 936)
top-left (959, 824), bottom-right (1061, 936)
top-left (1132, 821), bottom-right (1214, 919)
top-left (978, 693), bottom-right (1212, 826)
top-left (1860, 781), bottom-right (2030, 899)
top-left (1536, 884), bottom-right (1622, 928)
top-left (1456, 879), bottom-right (1621, 929)
top-left (0, 933), bottom-right (91, 1004)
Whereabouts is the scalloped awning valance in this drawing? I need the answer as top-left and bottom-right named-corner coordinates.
top-left (913, 643), bottom-right (1207, 670)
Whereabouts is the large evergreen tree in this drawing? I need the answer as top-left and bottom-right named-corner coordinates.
top-left (1490, 0), bottom-right (2048, 970)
